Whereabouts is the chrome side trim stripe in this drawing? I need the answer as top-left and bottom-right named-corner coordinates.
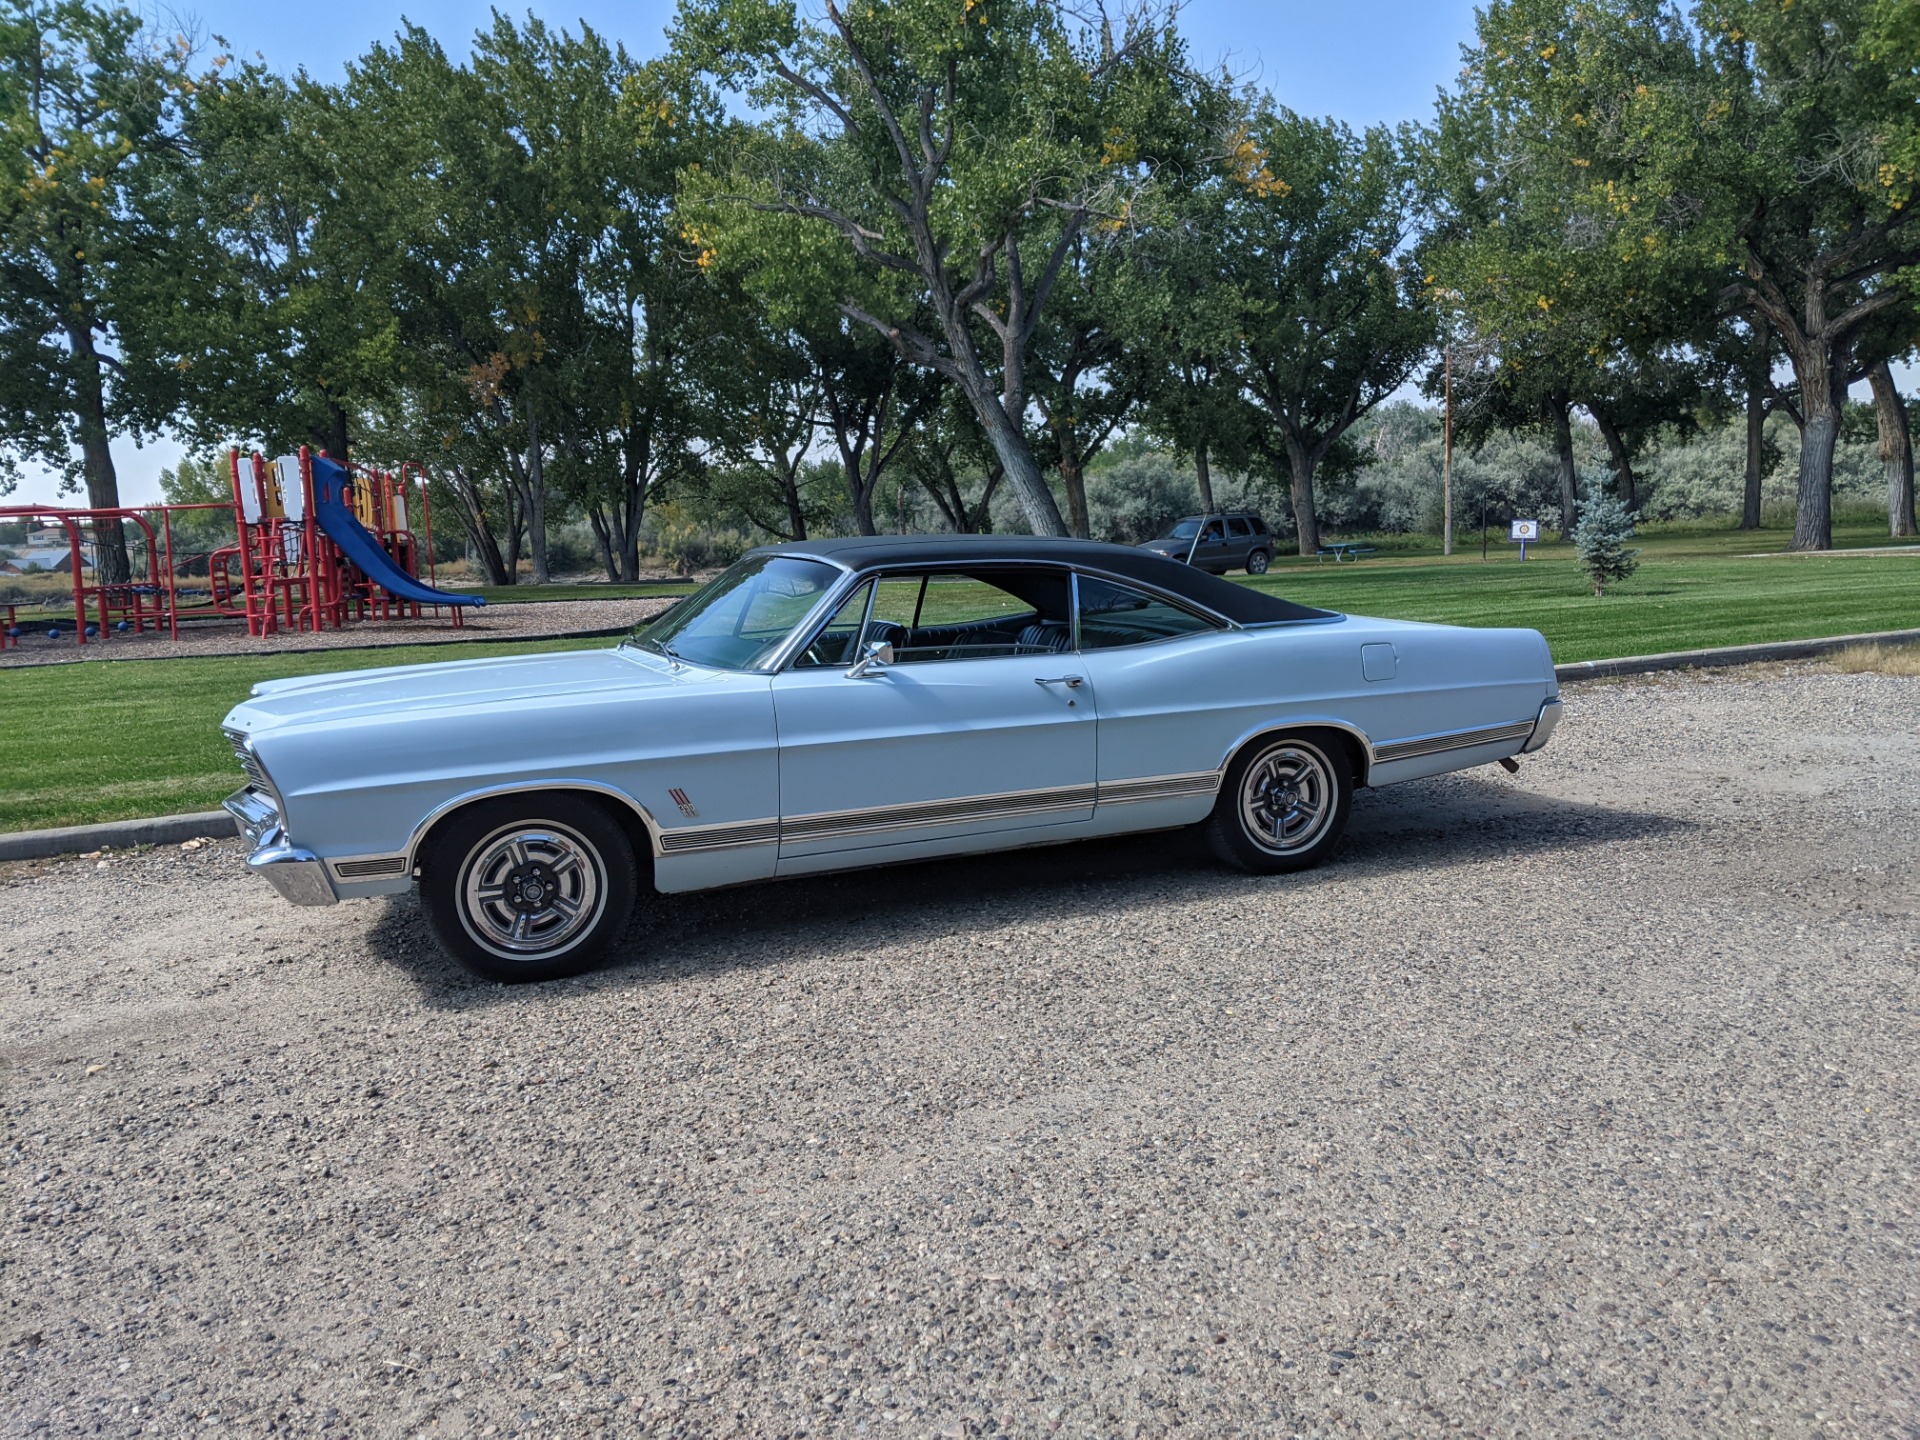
top-left (659, 818), bottom-right (782, 854)
top-left (1372, 718), bottom-right (1538, 765)
top-left (1096, 771), bottom-right (1222, 805)
top-left (654, 770), bottom-right (1226, 855)
top-left (781, 784), bottom-right (1099, 844)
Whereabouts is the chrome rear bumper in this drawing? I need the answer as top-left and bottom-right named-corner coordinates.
top-left (1520, 697), bottom-right (1564, 754)
top-left (225, 788), bottom-right (337, 907)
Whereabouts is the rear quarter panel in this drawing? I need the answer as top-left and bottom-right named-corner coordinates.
top-left (1081, 616), bottom-right (1555, 797)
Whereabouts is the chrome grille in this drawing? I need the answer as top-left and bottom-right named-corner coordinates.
top-left (224, 727), bottom-right (275, 797)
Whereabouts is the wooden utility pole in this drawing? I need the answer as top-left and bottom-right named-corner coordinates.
top-left (1442, 344), bottom-right (1454, 557)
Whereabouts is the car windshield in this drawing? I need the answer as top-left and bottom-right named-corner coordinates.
top-left (626, 555), bottom-right (841, 671)
top-left (1168, 519), bottom-right (1202, 540)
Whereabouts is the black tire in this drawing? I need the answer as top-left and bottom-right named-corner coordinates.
top-left (419, 794), bottom-right (638, 983)
top-left (1246, 548), bottom-right (1271, 575)
top-left (1205, 733), bottom-right (1352, 875)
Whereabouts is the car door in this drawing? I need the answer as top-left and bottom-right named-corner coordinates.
top-left (1224, 517), bottom-right (1255, 570)
top-left (1189, 518), bottom-right (1231, 572)
top-left (769, 567), bottom-right (1096, 870)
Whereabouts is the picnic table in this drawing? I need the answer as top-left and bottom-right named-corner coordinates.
top-left (1316, 542), bottom-right (1378, 563)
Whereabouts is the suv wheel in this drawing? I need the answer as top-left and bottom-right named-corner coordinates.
top-left (1246, 548), bottom-right (1271, 575)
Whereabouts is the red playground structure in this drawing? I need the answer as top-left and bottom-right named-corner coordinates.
top-left (214, 447), bottom-right (482, 636)
top-left (0, 446), bottom-right (482, 649)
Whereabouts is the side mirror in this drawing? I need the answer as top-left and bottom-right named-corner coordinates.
top-left (847, 638), bottom-right (894, 678)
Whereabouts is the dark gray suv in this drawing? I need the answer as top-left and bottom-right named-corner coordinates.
top-left (1138, 512), bottom-right (1274, 575)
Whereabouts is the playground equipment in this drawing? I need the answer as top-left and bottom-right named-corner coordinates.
top-left (214, 447), bottom-right (482, 637)
top-left (0, 446), bottom-right (481, 646)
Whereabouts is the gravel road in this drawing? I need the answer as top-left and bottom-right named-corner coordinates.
top-left (4, 665), bottom-right (1916, 1438)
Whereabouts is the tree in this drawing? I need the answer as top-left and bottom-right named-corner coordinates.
top-left (161, 58), bottom-right (404, 464)
top-left (677, 0), bottom-right (1198, 537)
top-left (1572, 491), bottom-right (1639, 594)
top-left (0, 0), bottom-right (199, 580)
top-left (1428, 0), bottom-right (1711, 539)
top-left (1686, 0), bottom-right (1920, 548)
top-left (1222, 108), bottom-right (1436, 553)
top-left (1866, 360), bottom-right (1917, 537)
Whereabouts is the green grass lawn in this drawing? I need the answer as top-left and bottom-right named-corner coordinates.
top-left (0, 638), bottom-right (604, 833)
top-left (1255, 518), bottom-right (1920, 661)
top-left (2, 516), bottom-right (1915, 833)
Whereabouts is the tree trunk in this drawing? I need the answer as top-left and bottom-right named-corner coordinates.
top-left (1590, 407), bottom-right (1636, 513)
top-left (1742, 379), bottom-right (1766, 530)
top-left (1867, 359), bottom-right (1916, 539)
top-left (62, 319), bottom-right (129, 584)
top-left (1281, 435), bottom-right (1320, 556)
top-left (1059, 452), bottom-right (1090, 540)
top-left (442, 468), bottom-right (511, 585)
top-left (1547, 394), bottom-right (1579, 539)
top-left (784, 465), bottom-right (809, 542)
top-left (1788, 343), bottom-right (1843, 552)
top-left (585, 506), bottom-right (618, 582)
top-left (503, 412), bottom-right (551, 584)
top-left (1193, 443), bottom-right (1215, 514)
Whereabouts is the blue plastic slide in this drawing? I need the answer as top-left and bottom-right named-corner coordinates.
top-left (308, 455), bottom-right (485, 609)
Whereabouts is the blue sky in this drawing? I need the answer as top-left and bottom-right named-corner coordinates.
top-left (180, 0), bottom-right (1483, 126)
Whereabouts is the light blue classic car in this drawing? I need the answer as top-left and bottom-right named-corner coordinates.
top-left (222, 536), bottom-right (1562, 981)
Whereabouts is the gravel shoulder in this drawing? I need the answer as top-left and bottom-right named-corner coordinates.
top-left (4, 664), bottom-right (1917, 1438)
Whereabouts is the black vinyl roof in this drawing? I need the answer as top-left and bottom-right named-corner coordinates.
top-left (755, 534), bottom-right (1338, 625)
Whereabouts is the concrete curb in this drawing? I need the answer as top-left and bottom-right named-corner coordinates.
top-left (6, 629), bottom-right (1917, 864)
top-left (0, 811), bottom-right (236, 863)
top-left (1554, 627), bottom-right (1920, 682)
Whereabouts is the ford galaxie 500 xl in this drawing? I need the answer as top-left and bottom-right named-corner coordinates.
top-left (221, 535), bottom-right (1563, 982)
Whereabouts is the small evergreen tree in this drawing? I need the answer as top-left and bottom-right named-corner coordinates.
top-left (1572, 494), bottom-right (1640, 597)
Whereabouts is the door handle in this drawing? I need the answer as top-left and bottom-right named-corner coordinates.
top-left (1034, 676), bottom-right (1084, 689)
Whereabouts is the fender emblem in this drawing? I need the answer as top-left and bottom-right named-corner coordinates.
top-left (667, 787), bottom-right (698, 819)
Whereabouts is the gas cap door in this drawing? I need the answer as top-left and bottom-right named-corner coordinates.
top-left (1360, 643), bottom-right (1398, 683)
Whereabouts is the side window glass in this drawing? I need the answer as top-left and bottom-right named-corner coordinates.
top-left (792, 581), bottom-right (872, 668)
top-left (1076, 575), bottom-right (1218, 651)
top-left (1226, 518), bottom-right (1252, 540)
top-left (895, 570), bottom-right (1069, 662)
top-left (1202, 521), bottom-right (1225, 542)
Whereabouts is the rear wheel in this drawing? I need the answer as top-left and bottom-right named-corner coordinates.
top-left (1246, 548), bottom-right (1271, 575)
top-left (420, 795), bottom-right (637, 983)
top-left (1205, 733), bottom-right (1352, 874)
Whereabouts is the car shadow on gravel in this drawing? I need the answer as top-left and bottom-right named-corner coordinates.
top-left (359, 772), bottom-right (1694, 1006)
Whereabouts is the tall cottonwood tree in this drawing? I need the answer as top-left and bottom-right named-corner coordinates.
top-left (676, 0), bottom-right (1197, 537)
top-left (1691, 0), bottom-right (1920, 549)
top-left (1222, 109), bottom-right (1436, 553)
top-left (0, 0), bottom-right (198, 579)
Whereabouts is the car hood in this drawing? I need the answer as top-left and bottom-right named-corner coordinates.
top-left (227, 646), bottom-right (711, 734)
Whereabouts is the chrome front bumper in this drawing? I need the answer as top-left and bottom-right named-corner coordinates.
top-left (1520, 697), bottom-right (1564, 754)
top-left (225, 788), bottom-right (338, 907)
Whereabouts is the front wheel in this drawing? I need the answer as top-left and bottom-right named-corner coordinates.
top-left (420, 795), bottom-right (638, 982)
top-left (1246, 549), bottom-right (1271, 575)
top-left (1205, 733), bottom-right (1352, 875)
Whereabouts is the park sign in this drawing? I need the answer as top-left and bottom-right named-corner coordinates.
top-left (1510, 519), bottom-right (1540, 560)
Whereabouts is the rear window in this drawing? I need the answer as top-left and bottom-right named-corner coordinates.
top-left (1226, 518), bottom-right (1252, 539)
top-left (1249, 516), bottom-right (1269, 534)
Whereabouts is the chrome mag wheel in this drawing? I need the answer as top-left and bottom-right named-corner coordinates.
top-left (1237, 742), bottom-right (1336, 855)
top-left (458, 821), bottom-right (606, 959)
